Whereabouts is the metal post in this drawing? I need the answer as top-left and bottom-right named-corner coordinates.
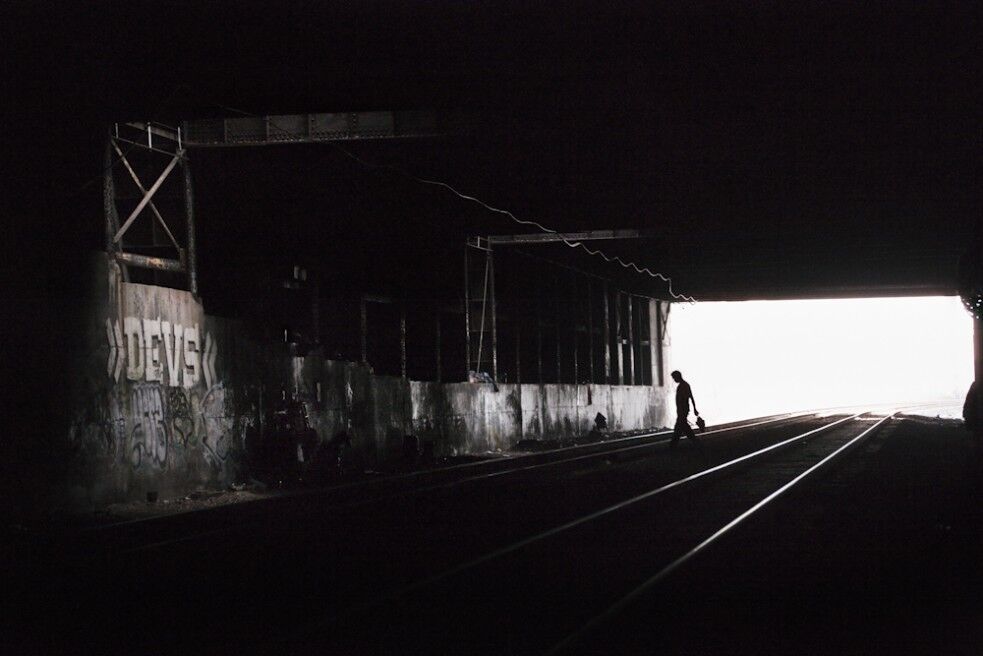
top-left (537, 286), bottom-right (543, 384)
top-left (182, 151), bottom-right (198, 296)
top-left (360, 295), bottom-right (368, 364)
top-left (400, 301), bottom-right (407, 379)
top-left (515, 321), bottom-right (521, 385)
top-left (587, 280), bottom-right (594, 385)
top-left (103, 139), bottom-right (117, 254)
top-left (311, 278), bottom-right (320, 345)
top-left (615, 292), bottom-right (624, 385)
top-left (571, 272), bottom-right (578, 385)
top-left (652, 300), bottom-right (664, 386)
top-left (636, 296), bottom-right (645, 384)
top-left (435, 304), bottom-right (442, 383)
top-left (603, 282), bottom-right (611, 384)
top-left (555, 274), bottom-right (562, 383)
top-left (489, 250), bottom-right (498, 383)
top-left (464, 245), bottom-right (471, 375)
top-left (626, 295), bottom-right (635, 385)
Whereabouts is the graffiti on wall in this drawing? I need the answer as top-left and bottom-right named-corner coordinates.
top-left (70, 382), bottom-right (258, 472)
top-left (105, 317), bottom-right (217, 387)
top-left (167, 387), bottom-right (194, 448)
top-left (76, 314), bottom-right (257, 472)
top-left (130, 384), bottom-right (169, 469)
top-left (201, 384), bottom-right (232, 465)
top-left (69, 394), bottom-right (126, 459)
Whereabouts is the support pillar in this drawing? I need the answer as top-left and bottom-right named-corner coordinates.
top-left (537, 287), bottom-right (543, 384)
top-left (603, 282), bottom-right (611, 383)
top-left (464, 246), bottom-right (471, 375)
top-left (615, 291), bottom-right (624, 385)
top-left (435, 304), bottom-right (442, 383)
top-left (182, 151), bottom-right (198, 296)
top-left (400, 301), bottom-right (407, 379)
top-left (360, 295), bottom-right (368, 365)
top-left (490, 250), bottom-right (498, 383)
top-left (651, 300), bottom-right (666, 387)
top-left (587, 280), bottom-right (595, 384)
top-left (555, 274), bottom-right (562, 383)
top-left (626, 294), bottom-right (635, 385)
top-left (571, 272), bottom-right (578, 385)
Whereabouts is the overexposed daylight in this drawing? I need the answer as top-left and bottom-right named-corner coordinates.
top-left (671, 296), bottom-right (973, 422)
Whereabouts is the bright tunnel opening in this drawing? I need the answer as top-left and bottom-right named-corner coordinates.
top-left (670, 296), bottom-right (974, 423)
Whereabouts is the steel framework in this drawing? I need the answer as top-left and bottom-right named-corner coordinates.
top-left (104, 111), bottom-right (442, 294)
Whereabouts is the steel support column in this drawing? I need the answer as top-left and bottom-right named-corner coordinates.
top-left (537, 286), bottom-right (543, 384)
top-left (515, 322), bottom-right (521, 385)
top-left (587, 280), bottom-right (595, 385)
top-left (572, 272), bottom-right (578, 385)
top-left (435, 304), bottom-right (442, 383)
top-left (555, 274), bottom-right (562, 383)
top-left (626, 295), bottom-right (635, 385)
top-left (103, 140), bottom-right (117, 254)
top-left (400, 301), bottom-right (407, 379)
top-left (464, 245), bottom-right (471, 375)
top-left (652, 300), bottom-right (665, 387)
top-left (490, 250), bottom-right (498, 383)
top-left (603, 282), bottom-right (611, 383)
top-left (360, 295), bottom-right (368, 364)
top-left (615, 291), bottom-right (624, 385)
top-left (182, 152), bottom-right (198, 296)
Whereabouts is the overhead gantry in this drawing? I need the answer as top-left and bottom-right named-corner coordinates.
top-left (103, 111), bottom-right (443, 295)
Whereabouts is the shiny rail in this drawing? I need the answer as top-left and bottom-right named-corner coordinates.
top-left (115, 411), bottom-right (820, 553)
top-left (545, 411), bottom-right (899, 654)
top-left (317, 410), bottom-right (869, 628)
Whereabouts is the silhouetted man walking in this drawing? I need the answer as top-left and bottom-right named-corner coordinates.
top-left (670, 370), bottom-right (699, 444)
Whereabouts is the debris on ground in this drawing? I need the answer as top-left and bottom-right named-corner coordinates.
top-left (96, 483), bottom-right (279, 523)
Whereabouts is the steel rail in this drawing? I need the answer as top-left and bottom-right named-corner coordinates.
top-left (545, 411), bottom-right (898, 655)
top-left (315, 411), bottom-right (867, 629)
top-left (93, 411), bottom-right (812, 533)
top-left (117, 412), bottom-right (819, 554)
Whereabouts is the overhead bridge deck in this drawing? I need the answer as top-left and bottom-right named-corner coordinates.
top-left (5, 404), bottom-right (982, 655)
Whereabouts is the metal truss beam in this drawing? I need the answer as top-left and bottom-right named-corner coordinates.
top-left (478, 229), bottom-right (644, 247)
top-left (179, 110), bottom-right (441, 147)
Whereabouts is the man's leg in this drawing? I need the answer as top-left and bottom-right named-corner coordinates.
top-left (672, 415), bottom-right (685, 443)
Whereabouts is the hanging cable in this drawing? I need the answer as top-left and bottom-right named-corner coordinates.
top-left (206, 100), bottom-right (697, 303)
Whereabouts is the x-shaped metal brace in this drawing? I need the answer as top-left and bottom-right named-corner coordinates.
top-left (111, 142), bottom-right (183, 247)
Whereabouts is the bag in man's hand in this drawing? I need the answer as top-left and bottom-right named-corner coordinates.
top-left (695, 414), bottom-right (706, 432)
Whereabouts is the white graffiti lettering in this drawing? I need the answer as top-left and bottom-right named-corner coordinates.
top-left (143, 318), bottom-right (163, 383)
top-left (124, 317), bottom-right (144, 381)
top-left (183, 325), bottom-right (201, 388)
top-left (106, 318), bottom-right (124, 383)
top-left (130, 385), bottom-right (168, 469)
top-left (161, 322), bottom-right (184, 387)
top-left (108, 317), bottom-right (212, 388)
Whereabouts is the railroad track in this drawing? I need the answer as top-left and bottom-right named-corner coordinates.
top-left (288, 406), bottom-right (920, 654)
top-left (82, 410), bottom-right (820, 553)
top-left (12, 404), bottom-right (941, 655)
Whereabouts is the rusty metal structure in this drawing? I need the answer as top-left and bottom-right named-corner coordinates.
top-left (465, 230), bottom-right (659, 385)
top-left (103, 111), bottom-right (442, 294)
top-left (103, 112), bottom-right (664, 386)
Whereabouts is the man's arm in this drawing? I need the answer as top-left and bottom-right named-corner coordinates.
top-left (690, 389), bottom-right (698, 415)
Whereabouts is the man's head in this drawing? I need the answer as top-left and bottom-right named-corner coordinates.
top-left (670, 370), bottom-right (682, 383)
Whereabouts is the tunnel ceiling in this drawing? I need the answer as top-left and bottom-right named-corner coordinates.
top-left (12, 2), bottom-right (979, 302)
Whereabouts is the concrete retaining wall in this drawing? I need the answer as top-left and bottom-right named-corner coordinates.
top-left (55, 254), bottom-right (671, 510)
top-left (410, 381), bottom-right (669, 456)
